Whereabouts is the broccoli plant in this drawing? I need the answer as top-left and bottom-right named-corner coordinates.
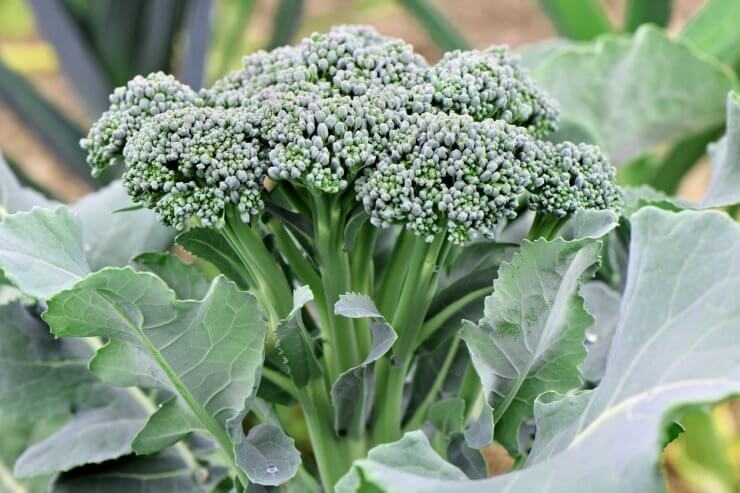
top-left (0, 25), bottom-right (738, 493)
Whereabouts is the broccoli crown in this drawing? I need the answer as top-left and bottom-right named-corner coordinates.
top-left (81, 72), bottom-right (203, 176)
top-left (356, 112), bottom-right (535, 244)
top-left (122, 106), bottom-right (265, 229)
top-left (82, 25), bottom-right (621, 239)
top-left (430, 49), bottom-right (559, 136)
top-left (526, 141), bottom-right (622, 217)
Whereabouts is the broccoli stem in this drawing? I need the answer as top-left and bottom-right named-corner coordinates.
top-left (375, 229), bottom-right (416, 318)
top-left (221, 207), bottom-right (293, 326)
top-left (268, 220), bottom-right (330, 328)
top-left (372, 233), bottom-right (450, 445)
top-left (416, 284), bottom-right (494, 347)
top-left (526, 212), bottom-right (571, 241)
top-left (313, 193), bottom-right (361, 376)
top-left (349, 221), bottom-right (378, 356)
top-left (297, 380), bottom-right (357, 492)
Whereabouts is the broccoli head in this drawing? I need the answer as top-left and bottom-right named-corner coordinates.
top-left (82, 25), bottom-right (621, 242)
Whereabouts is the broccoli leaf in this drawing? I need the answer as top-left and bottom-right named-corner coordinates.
top-left (13, 390), bottom-right (147, 478)
top-left (332, 293), bottom-right (397, 436)
top-left (0, 208), bottom-right (90, 299)
top-left (43, 269), bottom-right (268, 481)
top-left (72, 182), bottom-right (173, 271)
top-left (532, 25), bottom-right (736, 165)
top-left (461, 237), bottom-right (600, 452)
top-left (703, 92), bottom-right (740, 207)
top-left (0, 302), bottom-right (99, 422)
top-left (338, 207), bottom-right (740, 492)
top-left (558, 209), bottom-right (619, 241)
top-left (177, 227), bottom-right (253, 290)
top-left (49, 451), bottom-right (227, 493)
top-left (335, 431), bottom-right (466, 493)
top-left (133, 251), bottom-right (209, 301)
top-left (275, 286), bottom-right (322, 388)
top-left (579, 281), bottom-right (621, 383)
top-left (233, 423), bottom-right (301, 486)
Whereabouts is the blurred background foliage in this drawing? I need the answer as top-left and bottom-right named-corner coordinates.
top-left (0, 1), bottom-right (738, 491)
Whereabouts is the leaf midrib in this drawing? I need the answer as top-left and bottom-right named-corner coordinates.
top-left (492, 246), bottom-right (592, 422)
top-left (97, 290), bottom-right (237, 465)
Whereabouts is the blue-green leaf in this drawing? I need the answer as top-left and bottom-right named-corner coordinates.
top-left (461, 238), bottom-right (600, 452)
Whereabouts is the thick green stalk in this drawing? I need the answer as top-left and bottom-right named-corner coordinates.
top-left (221, 209), bottom-right (293, 324)
top-left (297, 380), bottom-right (355, 492)
top-left (417, 285), bottom-right (494, 347)
top-left (313, 195), bottom-right (360, 375)
top-left (350, 222), bottom-right (378, 356)
top-left (375, 229), bottom-right (416, 318)
top-left (372, 234), bottom-right (447, 445)
top-left (526, 212), bottom-right (570, 241)
top-left (268, 220), bottom-right (330, 325)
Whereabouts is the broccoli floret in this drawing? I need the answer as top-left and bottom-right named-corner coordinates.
top-left (122, 106), bottom-right (265, 229)
top-left (81, 72), bottom-right (204, 176)
top-left (207, 46), bottom-right (303, 108)
top-left (526, 141), bottom-right (622, 217)
top-left (257, 83), bottom-right (379, 193)
top-left (356, 112), bottom-right (535, 244)
top-left (430, 49), bottom-right (559, 136)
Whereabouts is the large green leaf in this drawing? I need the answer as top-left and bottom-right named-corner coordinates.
top-left (0, 302), bottom-right (98, 422)
top-left (0, 152), bottom-right (57, 216)
top-left (703, 92), bottom-right (740, 207)
top-left (177, 227), bottom-right (252, 290)
top-left (72, 183), bottom-right (173, 271)
top-left (0, 208), bottom-right (90, 299)
top-left (335, 431), bottom-right (466, 493)
top-left (339, 207), bottom-right (740, 492)
top-left (50, 451), bottom-right (227, 493)
top-left (579, 281), bottom-right (620, 383)
top-left (461, 238), bottom-right (600, 452)
top-left (43, 269), bottom-right (268, 482)
top-left (133, 251), bottom-right (209, 300)
top-left (532, 26), bottom-right (737, 165)
top-left (13, 391), bottom-right (147, 478)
